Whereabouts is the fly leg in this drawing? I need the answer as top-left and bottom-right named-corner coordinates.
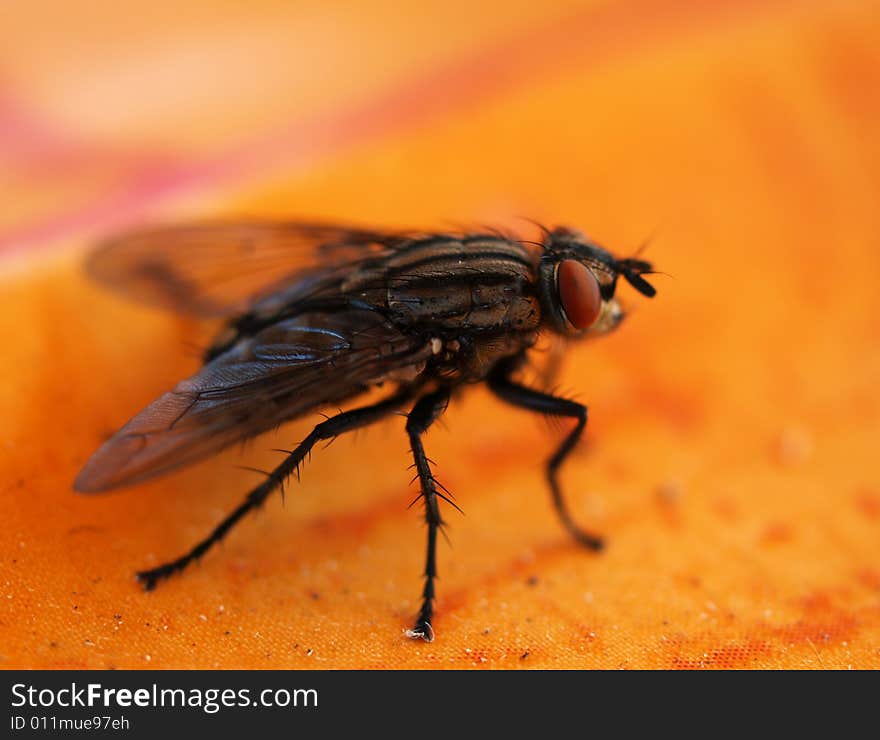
top-left (136, 389), bottom-right (411, 591)
top-left (404, 389), bottom-right (451, 642)
top-left (488, 360), bottom-right (603, 551)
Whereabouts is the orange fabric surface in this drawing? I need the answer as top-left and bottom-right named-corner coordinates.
top-left (2, 0), bottom-right (879, 669)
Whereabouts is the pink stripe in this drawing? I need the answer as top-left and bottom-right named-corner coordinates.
top-left (0, 90), bottom-right (72, 158)
top-left (0, 0), bottom-right (804, 258)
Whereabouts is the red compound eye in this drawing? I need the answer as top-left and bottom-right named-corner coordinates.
top-left (557, 259), bottom-right (602, 330)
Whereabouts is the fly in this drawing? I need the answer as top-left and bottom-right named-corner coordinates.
top-left (75, 221), bottom-right (657, 642)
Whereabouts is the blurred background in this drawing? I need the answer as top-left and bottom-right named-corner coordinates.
top-left (1, 0), bottom-right (878, 668)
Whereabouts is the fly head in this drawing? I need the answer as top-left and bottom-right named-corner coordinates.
top-left (537, 226), bottom-right (657, 338)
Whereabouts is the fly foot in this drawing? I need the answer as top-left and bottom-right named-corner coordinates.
top-left (571, 530), bottom-right (604, 551)
top-left (405, 619), bottom-right (435, 642)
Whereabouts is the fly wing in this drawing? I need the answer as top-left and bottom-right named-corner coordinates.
top-left (86, 222), bottom-right (414, 317)
top-left (75, 308), bottom-right (430, 492)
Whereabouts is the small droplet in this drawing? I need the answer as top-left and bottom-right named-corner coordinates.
top-left (774, 426), bottom-right (813, 466)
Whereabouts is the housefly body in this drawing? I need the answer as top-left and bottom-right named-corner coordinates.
top-left (75, 221), bottom-right (656, 642)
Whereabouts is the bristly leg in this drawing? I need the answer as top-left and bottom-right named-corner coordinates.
top-left (136, 389), bottom-right (412, 590)
top-left (404, 388), bottom-right (451, 642)
top-left (488, 358), bottom-right (603, 551)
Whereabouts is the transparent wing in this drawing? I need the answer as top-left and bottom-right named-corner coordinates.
top-left (85, 221), bottom-right (412, 317)
top-left (75, 308), bottom-right (430, 491)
